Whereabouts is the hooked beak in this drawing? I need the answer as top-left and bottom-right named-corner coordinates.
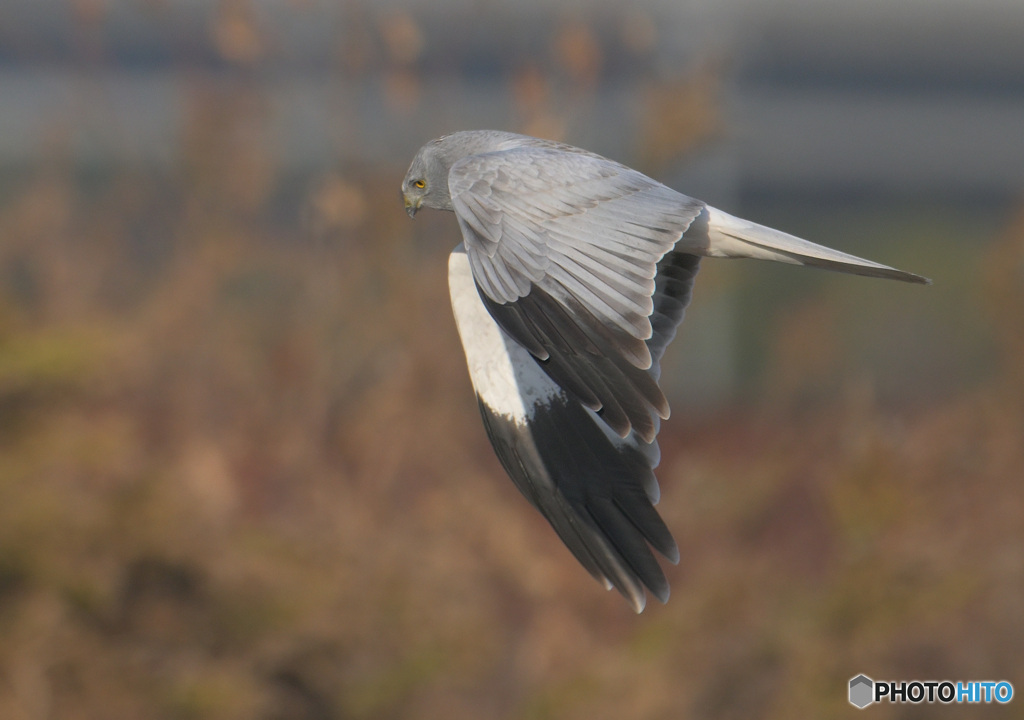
top-left (404, 195), bottom-right (420, 218)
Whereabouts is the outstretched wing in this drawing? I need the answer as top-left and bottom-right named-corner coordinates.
top-left (449, 146), bottom-right (704, 443)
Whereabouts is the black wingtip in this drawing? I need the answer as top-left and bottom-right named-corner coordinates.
top-left (477, 393), bottom-right (678, 612)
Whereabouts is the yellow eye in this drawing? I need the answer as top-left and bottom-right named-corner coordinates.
top-left (413, 179), bottom-right (426, 189)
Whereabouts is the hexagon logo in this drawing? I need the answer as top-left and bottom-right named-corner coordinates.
top-left (849, 675), bottom-right (874, 708)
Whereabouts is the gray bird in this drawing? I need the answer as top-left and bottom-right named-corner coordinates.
top-left (402, 130), bottom-right (928, 612)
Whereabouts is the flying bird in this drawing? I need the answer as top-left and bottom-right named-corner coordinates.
top-left (401, 130), bottom-right (928, 612)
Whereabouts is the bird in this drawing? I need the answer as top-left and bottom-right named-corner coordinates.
top-left (401, 130), bottom-right (928, 612)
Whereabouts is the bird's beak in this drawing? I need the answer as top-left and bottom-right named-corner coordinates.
top-left (404, 194), bottom-right (420, 218)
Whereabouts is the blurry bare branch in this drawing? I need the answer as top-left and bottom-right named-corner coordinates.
top-left (636, 63), bottom-right (723, 175)
top-left (552, 18), bottom-right (602, 90)
top-left (212, 0), bottom-right (266, 65)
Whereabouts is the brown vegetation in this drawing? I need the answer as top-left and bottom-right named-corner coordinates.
top-left (1, 8), bottom-right (1023, 719)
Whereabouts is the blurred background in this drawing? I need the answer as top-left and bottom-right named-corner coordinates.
top-left (1, 1), bottom-right (1023, 718)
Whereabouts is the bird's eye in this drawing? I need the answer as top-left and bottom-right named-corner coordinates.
top-left (413, 179), bottom-right (426, 189)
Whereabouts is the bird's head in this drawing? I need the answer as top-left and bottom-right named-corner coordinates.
top-left (401, 140), bottom-right (454, 217)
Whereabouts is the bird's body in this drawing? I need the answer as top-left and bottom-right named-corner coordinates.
top-left (403, 130), bottom-right (927, 612)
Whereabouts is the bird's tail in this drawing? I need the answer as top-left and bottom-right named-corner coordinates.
top-left (701, 207), bottom-right (931, 284)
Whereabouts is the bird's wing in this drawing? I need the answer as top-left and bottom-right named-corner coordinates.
top-left (450, 146), bottom-right (704, 443)
top-left (448, 246), bottom-right (678, 612)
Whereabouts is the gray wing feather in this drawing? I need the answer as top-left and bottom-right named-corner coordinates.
top-left (451, 148), bottom-right (703, 360)
top-left (450, 147), bottom-right (703, 442)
